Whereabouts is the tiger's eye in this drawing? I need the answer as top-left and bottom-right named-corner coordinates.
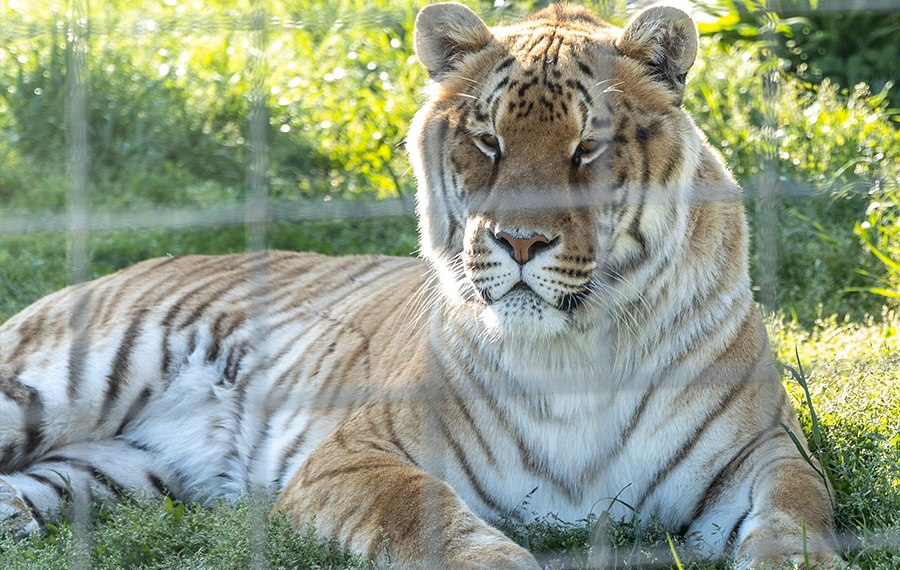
top-left (579, 140), bottom-right (599, 153)
top-left (481, 135), bottom-right (499, 148)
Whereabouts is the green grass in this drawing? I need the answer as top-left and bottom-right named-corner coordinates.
top-left (0, 494), bottom-right (369, 570)
top-left (2, 1), bottom-right (899, 324)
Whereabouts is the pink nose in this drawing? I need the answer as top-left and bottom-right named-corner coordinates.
top-left (495, 232), bottom-right (550, 265)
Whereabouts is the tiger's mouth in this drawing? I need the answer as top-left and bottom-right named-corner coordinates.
top-left (557, 290), bottom-right (588, 312)
top-left (485, 281), bottom-right (530, 300)
top-left (459, 221), bottom-right (597, 333)
top-left (477, 280), bottom-right (589, 314)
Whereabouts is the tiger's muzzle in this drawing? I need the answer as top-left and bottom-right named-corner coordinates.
top-left (464, 219), bottom-right (594, 317)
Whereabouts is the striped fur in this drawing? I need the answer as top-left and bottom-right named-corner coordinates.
top-left (0, 4), bottom-right (842, 569)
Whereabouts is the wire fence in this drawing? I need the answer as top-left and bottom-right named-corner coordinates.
top-left (0, 0), bottom-right (897, 568)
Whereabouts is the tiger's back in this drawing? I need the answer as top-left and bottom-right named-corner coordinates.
top-left (1, 252), bottom-right (429, 500)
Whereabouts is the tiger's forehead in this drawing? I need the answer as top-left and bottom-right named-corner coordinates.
top-left (497, 27), bottom-right (619, 64)
top-left (465, 26), bottom-right (619, 134)
top-left (493, 5), bottom-right (621, 62)
top-left (471, 15), bottom-right (621, 104)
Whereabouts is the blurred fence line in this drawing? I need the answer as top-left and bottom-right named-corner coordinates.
top-left (0, 198), bottom-right (416, 235)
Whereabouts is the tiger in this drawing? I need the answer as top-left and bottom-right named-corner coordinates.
top-left (0, 2), bottom-right (845, 569)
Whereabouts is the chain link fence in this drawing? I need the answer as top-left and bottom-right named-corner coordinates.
top-left (1, 0), bottom-right (898, 568)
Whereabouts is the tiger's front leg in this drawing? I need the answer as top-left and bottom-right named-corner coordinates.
top-left (734, 452), bottom-right (843, 570)
top-left (689, 421), bottom-right (844, 569)
top-left (274, 404), bottom-right (539, 570)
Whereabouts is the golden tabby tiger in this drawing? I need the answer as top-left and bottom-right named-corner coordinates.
top-left (0, 3), bottom-right (843, 569)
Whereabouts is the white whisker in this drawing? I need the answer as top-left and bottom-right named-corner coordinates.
top-left (600, 266), bottom-right (653, 317)
top-left (386, 287), bottom-right (436, 360)
top-left (457, 76), bottom-right (483, 86)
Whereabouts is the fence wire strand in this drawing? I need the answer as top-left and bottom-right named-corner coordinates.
top-left (64, 0), bottom-right (93, 566)
top-left (247, 1), bottom-right (270, 567)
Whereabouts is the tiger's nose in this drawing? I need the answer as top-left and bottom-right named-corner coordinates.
top-left (495, 232), bottom-right (552, 265)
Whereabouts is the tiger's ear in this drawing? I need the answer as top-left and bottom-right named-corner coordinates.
top-left (616, 6), bottom-right (698, 103)
top-left (414, 2), bottom-right (493, 80)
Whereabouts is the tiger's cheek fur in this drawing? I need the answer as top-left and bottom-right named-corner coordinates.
top-left (448, 130), bottom-right (496, 204)
top-left (408, 105), bottom-right (465, 268)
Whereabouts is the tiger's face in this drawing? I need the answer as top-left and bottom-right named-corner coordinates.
top-left (408, 3), bottom-right (702, 339)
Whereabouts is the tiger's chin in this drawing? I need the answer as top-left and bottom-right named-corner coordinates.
top-left (478, 288), bottom-right (571, 340)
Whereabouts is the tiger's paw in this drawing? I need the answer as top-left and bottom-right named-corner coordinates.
top-left (737, 552), bottom-right (857, 570)
top-left (443, 528), bottom-right (539, 570)
top-left (448, 541), bottom-right (539, 570)
top-left (0, 478), bottom-right (40, 540)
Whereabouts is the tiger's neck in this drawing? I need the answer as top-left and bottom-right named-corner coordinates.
top-left (430, 208), bottom-right (753, 400)
top-left (434, 303), bottom-right (636, 397)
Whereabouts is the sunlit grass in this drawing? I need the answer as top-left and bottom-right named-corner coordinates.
top-left (0, 494), bottom-right (368, 570)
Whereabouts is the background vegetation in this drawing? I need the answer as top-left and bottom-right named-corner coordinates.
top-left (1, 0), bottom-right (898, 323)
top-left (1, 0), bottom-right (898, 568)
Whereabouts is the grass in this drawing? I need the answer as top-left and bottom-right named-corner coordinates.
top-left (0, 493), bottom-right (369, 570)
top-left (685, 38), bottom-right (900, 324)
top-left (2, 1), bottom-right (899, 325)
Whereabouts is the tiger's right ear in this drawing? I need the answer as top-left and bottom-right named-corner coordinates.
top-left (414, 2), bottom-right (493, 80)
top-left (616, 6), bottom-right (698, 103)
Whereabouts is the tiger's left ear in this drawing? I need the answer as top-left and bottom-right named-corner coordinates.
top-left (414, 2), bottom-right (493, 80)
top-left (616, 6), bottom-right (698, 103)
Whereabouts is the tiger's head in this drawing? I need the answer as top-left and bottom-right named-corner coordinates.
top-left (408, 3), bottom-right (735, 340)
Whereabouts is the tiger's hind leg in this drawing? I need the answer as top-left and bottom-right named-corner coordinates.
top-left (0, 438), bottom-right (176, 537)
top-left (0, 479), bottom-right (39, 539)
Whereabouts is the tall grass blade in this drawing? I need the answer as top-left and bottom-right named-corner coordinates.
top-left (787, 347), bottom-right (821, 450)
top-left (666, 532), bottom-right (684, 570)
top-left (803, 519), bottom-right (810, 570)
